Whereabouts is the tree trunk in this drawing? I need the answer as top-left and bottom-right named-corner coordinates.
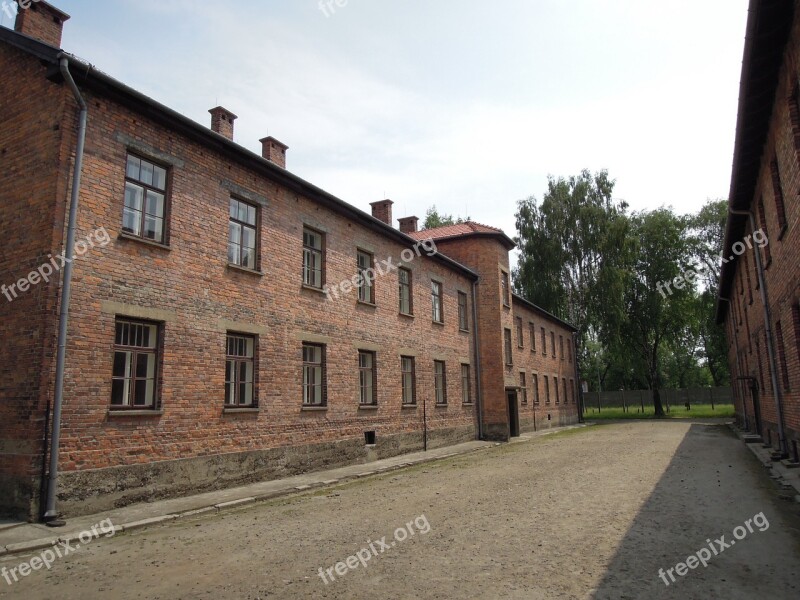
top-left (653, 386), bottom-right (665, 417)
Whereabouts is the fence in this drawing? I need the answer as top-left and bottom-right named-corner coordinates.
top-left (582, 387), bottom-right (733, 414)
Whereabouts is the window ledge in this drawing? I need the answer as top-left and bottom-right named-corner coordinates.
top-left (432, 320), bottom-right (445, 326)
top-left (118, 231), bottom-right (170, 250)
top-left (223, 407), bottom-right (260, 414)
top-left (301, 284), bottom-right (327, 296)
top-left (462, 402), bottom-right (474, 406)
top-left (108, 409), bottom-right (163, 417)
top-left (399, 312), bottom-right (415, 319)
top-left (435, 403), bottom-right (448, 408)
top-left (459, 328), bottom-right (470, 333)
top-left (227, 263), bottom-right (263, 277)
top-left (302, 405), bottom-right (328, 411)
top-left (358, 404), bottom-right (379, 410)
top-left (357, 300), bottom-right (377, 308)
top-left (402, 403), bottom-right (418, 409)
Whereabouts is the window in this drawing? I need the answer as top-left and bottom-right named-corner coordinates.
top-left (567, 339), bottom-right (572, 363)
top-left (756, 197), bottom-right (771, 266)
top-left (225, 334), bottom-right (255, 406)
top-left (555, 375), bottom-right (560, 404)
top-left (357, 250), bottom-right (375, 304)
top-left (458, 291), bottom-right (469, 331)
top-left (501, 271), bottom-right (510, 307)
top-left (123, 154), bottom-right (167, 243)
top-left (769, 159), bottom-right (787, 231)
top-left (744, 253), bottom-right (754, 304)
top-left (112, 319), bottom-right (159, 408)
top-left (519, 372), bottom-right (527, 404)
top-left (544, 375), bottom-right (550, 404)
top-left (504, 328), bottom-right (513, 365)
top-left (532, 374), bottom-right (540, 404)
top-left (434, 360), bottom-right (447, 405)
top-left (559, 335), bottom-right (564, 360)
top-left (399, 268), bottom-right (413, 315)
top-left (551, 332), bottom-right (556, 360)
top-left (516, 317), bottom-right (524, 347)
top-left (541, 327), bottom-right (546, 355)
top-left (302, 227), bottom-right (324, 288)
top-left (359, 350), bottom-right (377, 405)
top-left (302, 343), bottom-right (326, 406)
top-left (461, 364), bottom-right (471, 404)
top-left (775, 321), bottom-right (790, 391)
top-left (228, 198), bottom-right (258, 269)
top-left (401, 356), bottom-right (416, 405)
top-left (563, 378), bottom-right (568, 406)
top-left (431, 281), bottom-right (443, 323)
top-left (529, 322), bottom-right (536, 352)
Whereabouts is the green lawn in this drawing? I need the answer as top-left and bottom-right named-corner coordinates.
top-left (583, 403), bottom-right (735, 420)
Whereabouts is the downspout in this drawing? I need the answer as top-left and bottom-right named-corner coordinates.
top-left (471, 279), bottom-right (484, 439)
top-left (43, 55), bottom-right (88, 524)
top-left (728, 208), bottom-right (786, 457)
top-left (718, 296), bottom-right (749, 431)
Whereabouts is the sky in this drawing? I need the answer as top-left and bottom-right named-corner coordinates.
top-left (2, 0), bottom-right (749, 241)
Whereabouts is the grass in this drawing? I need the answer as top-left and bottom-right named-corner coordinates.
top-left (584, 403), bottom-right (735, 420)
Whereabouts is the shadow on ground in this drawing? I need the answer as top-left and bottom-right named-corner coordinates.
top-left (590, 423), bottom-right (800, 599)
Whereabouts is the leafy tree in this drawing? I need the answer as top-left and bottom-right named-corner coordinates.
top-left (422, 206), bottom-right (469, 230)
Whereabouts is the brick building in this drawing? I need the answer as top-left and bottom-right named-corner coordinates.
top-left (0, 3), bottom-right (579, 520)
top-left (717, 0), bottom-right (800, 460)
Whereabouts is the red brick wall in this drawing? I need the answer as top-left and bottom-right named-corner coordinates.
top-left (724, 8), bottom-right (800, 458)
top-left (0, 42), bottom-right (72, 517)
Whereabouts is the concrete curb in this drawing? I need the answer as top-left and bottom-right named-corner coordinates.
top-left (0, 423), bottom-right (589, 557)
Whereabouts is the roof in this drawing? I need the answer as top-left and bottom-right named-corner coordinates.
top-left (408, 221), bottom-right (516, 250)
top-left (716, 0), bottom-right (794, 322)
top-left (0, 25), bottom-right (480, 282)
top-left (511, 293), bottom-right (578, 332)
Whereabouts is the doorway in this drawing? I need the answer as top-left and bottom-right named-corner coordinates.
top-left (506, 390), bottom-right (520, 438)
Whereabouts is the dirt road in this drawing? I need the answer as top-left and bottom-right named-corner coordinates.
top-left (2, 421), bottom-right (799, 599)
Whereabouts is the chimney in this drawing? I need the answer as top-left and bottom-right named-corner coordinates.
top-left (260, 136), bottom-right (289, 169)
top-left (15, 1), bottom-right (70, 48)
top-left (398, 216), bottom-right (419, 234)
top-left (209, 106), bottom-right (237, 141)
top-left (370, 200), bottom-right (393, 226)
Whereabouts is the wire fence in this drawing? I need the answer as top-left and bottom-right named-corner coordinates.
top-left (582, 387), bottom-right (733, 414)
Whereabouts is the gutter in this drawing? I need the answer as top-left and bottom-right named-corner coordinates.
top-left (43, 54), bottom-right (88, 525)
top-left (728, 208), bottom-right (786, 457)
top-left (471, 279), bottom-right (484, 439)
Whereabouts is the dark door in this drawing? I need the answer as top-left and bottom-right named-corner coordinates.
top-left (507, 390), bottom-right (520, 438)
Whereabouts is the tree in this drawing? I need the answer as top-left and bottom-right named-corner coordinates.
top-left (513, 169), bottom-right (630, 364)
top-left (422, 206), bottom-right (469, 230)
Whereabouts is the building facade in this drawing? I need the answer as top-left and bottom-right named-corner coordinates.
top-left (0, 3), bottom-right (579, 520)
top-left (718, 0), bottom-right (800, 461)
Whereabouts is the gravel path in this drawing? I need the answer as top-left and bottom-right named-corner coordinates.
top-left (2, 420), bottom-right (799, 599)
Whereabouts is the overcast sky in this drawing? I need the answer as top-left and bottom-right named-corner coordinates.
top-left (3, 0), bottom-right (749, 238)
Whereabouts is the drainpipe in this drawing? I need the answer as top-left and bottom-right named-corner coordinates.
top-left (471, 279), bottom-right (484, 439)
top-left (718, 296), bottom-right (749, 431)
top-left (728, 208), bottom-right (786, 457)
top-left (43, 55), bottom-right (88, 525)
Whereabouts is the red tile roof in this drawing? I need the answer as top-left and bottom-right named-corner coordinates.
top-left (407, 221), bottom-right (514, 248)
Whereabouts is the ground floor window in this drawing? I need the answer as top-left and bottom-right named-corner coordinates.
top-left (112, 319), bottom-right (159, 408)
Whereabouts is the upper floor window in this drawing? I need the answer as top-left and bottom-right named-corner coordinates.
top-left (529, 322), bottom-right (536, 352)
top-left (434, 360), bottom-right (447, 405)
top-left (769, 159), bottom-right (787, 232)
top-left (541, 327), bottom-right (546, 355)
top-left (516, 317), bottom-right (524, 347)
top-left (303, 227), bottom-right (325, 288)
top-left (112, 319), bottom-right (159, 409)
top-left (226, 333), bottom-right (256, 406)
top-left (359, 350), bottom-right (377, 405)
top-left (357, 250), bottom-right (375, 304)
top-left (123, 154), bottom-right (167, 244)
top-left (458, 291), bottom-right (469, 331)
top-left (504, 328), bottom-right (513, 365)
top-left (551, 332), bottom-right (556, 360)
top-left (559, 335), bottom-right (564, 360)
top-left (431, 280), bottom-right (444, 323)
top-left (501, 271), bottom-right (511, 307)
top-left (399, 268), bottom-right (413, 315)
top-left (302, 343), bottom-right (326, 406)
top-left (228, 198), bottom-right (258, 269)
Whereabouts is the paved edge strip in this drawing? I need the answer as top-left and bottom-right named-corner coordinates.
top-left (0, 423), bottom-right (590, 557)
